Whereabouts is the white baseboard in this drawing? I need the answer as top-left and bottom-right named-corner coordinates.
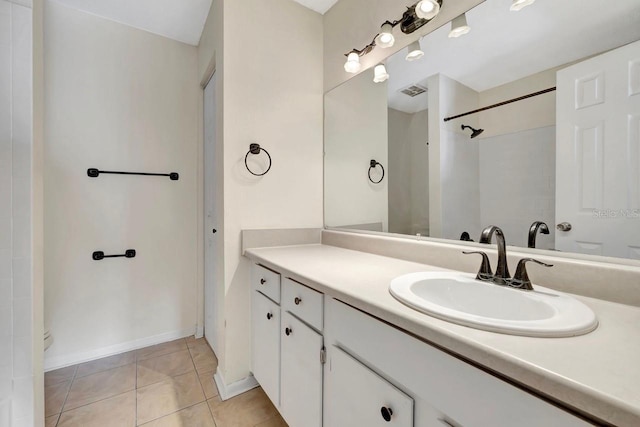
top-left (44, 327), bottom-right (196, 371)
top-left (213, 368), bottom-right (258, 401)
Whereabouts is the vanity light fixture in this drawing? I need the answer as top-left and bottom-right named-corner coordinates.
top-left (373, 64), bottom-right (390, 83)
top-left (375, 22), bottom-right (395, 49)
top-left (510, 0), bottom-right (536, 11)
top-left (342, 0), bottom-right (443, 73)
top-left (344, 52), bottom-right (362, 73)
top-left (415, 0), bottom-right (440, 20)
top-left (406, 40), bottom-right (425, 61)
top-left (449, 13), bottom-right (470, 38)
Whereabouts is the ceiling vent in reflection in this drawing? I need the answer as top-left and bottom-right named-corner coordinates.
top-left (400, 84), bottom-right (428, 97)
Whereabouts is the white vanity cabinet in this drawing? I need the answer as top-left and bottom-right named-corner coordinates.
top-left (281, 311), bottom-right (323, 427)
top-left (324, 345), bottom-right (414, 427)
top-left (251, 265), bottom-right (282, 406)
top-left (324, 298), bottom-right (592, 427)
top-left (251, 266), bottom-right (324, 427)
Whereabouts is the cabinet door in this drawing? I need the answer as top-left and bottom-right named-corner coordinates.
top-left (325, 345), bottom-right (414, 427)
top-left (252, 291), bottom-right (280, 406)
top-left (280, 312), bottom-right (323, 427)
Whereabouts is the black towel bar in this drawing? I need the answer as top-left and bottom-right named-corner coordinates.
top-left (87, 168), bottom-right (179, 181)
top-left (92, 249), bottom-right (136, 261)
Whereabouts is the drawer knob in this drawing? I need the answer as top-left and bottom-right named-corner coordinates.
top-left (381, 407), bottom-right (393, 422)
top-left (266, 313), bottom-right (273, 320)
top-left (260, 278), bottom-right (266, 285)
top-left (294, 297), bottom-right (302, 305)
top-left (285, 327), bottom-right (293, 336)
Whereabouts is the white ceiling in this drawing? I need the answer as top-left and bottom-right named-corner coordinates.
top-left (387, 0), bottom-right (640, 113)
top-left (50, 0), bottom-right (337, 48)
top-left (291, 0), bottom-right (339, 14)
top-left (51, 0), bottom-right (213, 46)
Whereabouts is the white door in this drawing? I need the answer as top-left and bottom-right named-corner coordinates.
top-left (204, 74), bottom-right (220, 351)
top-left (556, 40), bottom-right (640, 259)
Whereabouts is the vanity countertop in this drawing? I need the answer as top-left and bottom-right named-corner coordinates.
top-left (245, 243), bottom-right (640, 426)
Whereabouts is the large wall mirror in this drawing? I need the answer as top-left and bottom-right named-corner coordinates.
top-left (324, 0), bottom-right (640, 260)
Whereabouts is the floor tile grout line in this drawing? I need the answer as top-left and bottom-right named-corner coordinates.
top-left (137, 400), bottom-right (211, 426)
top-left (53, 365), bottom-right (77, 418)
top-left (136, 338), bottom-right (188, 360)
top-left (57, 389), bottom-right (136, 417)
top-left (135, 356), bottom-right (139, 426)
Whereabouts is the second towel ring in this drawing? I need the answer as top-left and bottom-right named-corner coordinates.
top-left (368, 159), bottom-right (385, 184)
top-left (245, 143), bottom-right (272, 176)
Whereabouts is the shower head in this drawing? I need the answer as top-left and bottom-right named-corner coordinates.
top-left (461, 124), bottom-right (484, 139)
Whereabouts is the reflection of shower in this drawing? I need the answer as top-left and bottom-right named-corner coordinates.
top-left (461, 124), bottom-right (484, 139)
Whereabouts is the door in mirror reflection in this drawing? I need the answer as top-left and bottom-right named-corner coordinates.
top-left (556, 41), bottom-right (640, 259)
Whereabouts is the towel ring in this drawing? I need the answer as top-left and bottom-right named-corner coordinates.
top-left (245, 143), bottom-right (272, 176)
top-left (368, 159), bottom-right (385, 184)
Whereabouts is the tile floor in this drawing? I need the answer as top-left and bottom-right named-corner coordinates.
top-left (44, 337), bottom-right (288, 427)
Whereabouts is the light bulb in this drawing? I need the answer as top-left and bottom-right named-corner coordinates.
top-left (375, 22), bottom-right (395, 48)
top-left (415, 0), bottom-right (440, 20)
top-left (510, 0), bottom-right (536, 11)
top-left (406, 40), bottom-right (424, 61)
top-left (344, 52), bottom-right (361, 74)
top-left (449, 14), bottom-right (470, 38)
top-left (373, 64), bottom-right (389, 83)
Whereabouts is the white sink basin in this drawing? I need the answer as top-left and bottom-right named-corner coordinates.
top-left (389, 272), bottom-right (598, 337)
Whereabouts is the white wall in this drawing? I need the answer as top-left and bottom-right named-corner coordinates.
top-left (478, 67), bottom-right (558, 138)
top-left (479, 126), bottom-right (556, 249)
top-left (388, 108), bottom-right (411, 234)
top-left (428, 74), bottom-right (481, 241)
top-left (0, 1), bottom-right (38, 425)
top-left (43, 1), bottom-right (200, 369)
top-left (325, 72), bottom-right (388, 231)
top-left (388, 108), bottom-right (429, 236)
top-left (476, 68), bottom-right (558, 247)
top-left (198, 0), bottom-right (324, 386)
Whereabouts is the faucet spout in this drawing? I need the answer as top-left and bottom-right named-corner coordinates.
top-left (480, 225), bottom-right (510, 283)
top-left (528, 221), bottom-right (550, 248)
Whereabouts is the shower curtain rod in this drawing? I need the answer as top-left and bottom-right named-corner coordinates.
top-left (443, 87), bottom-right (556, 122)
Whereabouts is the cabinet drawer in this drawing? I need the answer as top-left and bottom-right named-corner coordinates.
top-left (251, 291), bottom-right (281, 406)
top-left (251, 264), bottom-right (281, 303)
top-left (325, 345), bottom-right (414, 427)
top-left (282, 278), bottom-right (323, 331)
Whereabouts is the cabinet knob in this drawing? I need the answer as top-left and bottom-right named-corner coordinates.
top-left (266, 313), bottom-right (273, 320)
top-left (380, 407), bottom-right (393, 422)
top-left (285, 327), bottom-right (292, 336)
top-left (294, 297), bottom-right (302, 305)
top-left (260, 278), bottom-right (266, 285)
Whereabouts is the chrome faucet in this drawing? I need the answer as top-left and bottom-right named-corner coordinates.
top-left (479, 225), bottom-right (510, 284)
top-left (528, 221), bottom-right (550, 248)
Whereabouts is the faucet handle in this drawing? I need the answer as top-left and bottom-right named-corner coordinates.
top-left (462, 251), bottom-right (493, 281)
top-left (509, 258), bottom-right (553, 290)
